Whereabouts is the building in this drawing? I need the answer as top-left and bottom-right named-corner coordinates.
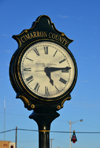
top-left (0, 141), bottom-right (15, 148)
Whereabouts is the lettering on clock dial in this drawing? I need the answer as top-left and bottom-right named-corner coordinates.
top-left (59, 77), bottom-right (67, 84)
top-left (34, 83), bottom-right (40, 92)
top-left (44, 46), bottom-right (48, 54)
top-left (45, 86), bottom-right (49, 96)
top-left (33, 48), bottom-right (40, 56)
top-left (26, 75), bottom-right (33, 84)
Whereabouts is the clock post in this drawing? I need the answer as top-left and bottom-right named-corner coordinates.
top-left (9, 15), bottom-right (77, 148)
top-left (29, 109), bottom-right (59, 148)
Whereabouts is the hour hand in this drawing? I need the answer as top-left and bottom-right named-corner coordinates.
top-left (44, 68), bottom-right (54, 85)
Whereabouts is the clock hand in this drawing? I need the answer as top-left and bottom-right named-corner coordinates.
top-left (45, 66), bottom-right (71, 73)
top-left (44, 67), bottom-right (71, 85)
top-left (44, 68), bottom-right (54, 85)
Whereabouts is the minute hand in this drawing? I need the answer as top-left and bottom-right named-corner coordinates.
top-left (45, 66), bottom-right (71, 72)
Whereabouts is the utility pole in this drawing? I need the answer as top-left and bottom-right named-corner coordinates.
top-left (69, 121), bottom-right (72, 148)
top-left (15, 126), bottom-right (17, 148)
top-left (4, 99), bottom-right (5, 141)
top-left (50, 139), bottom-right (54, 148)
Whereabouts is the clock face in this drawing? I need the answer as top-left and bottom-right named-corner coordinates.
top-left (19, 41), bottom-right (76, 100)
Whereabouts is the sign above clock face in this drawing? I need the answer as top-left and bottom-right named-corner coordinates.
top-left (9, 15), bottom-right (77, 110)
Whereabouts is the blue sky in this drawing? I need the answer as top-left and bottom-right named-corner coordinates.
top-left (0, 0), bottom-right (100, 148)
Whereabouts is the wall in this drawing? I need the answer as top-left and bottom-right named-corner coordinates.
top-left (0, 141), bottom-right (10, 148)
top-left (0, 141), bottom-right (15, 148)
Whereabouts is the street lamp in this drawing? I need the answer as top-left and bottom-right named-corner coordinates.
top-left (50, 139), bottom-right (54, 148)
top-left (68, 119), bottom-right (83, 148)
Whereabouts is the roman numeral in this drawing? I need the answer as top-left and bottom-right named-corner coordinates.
top-left (59, 77), bottom-right (67, 84)
top-left (26, 58), bottom-right (33, 61)
top-left (45, 86), bottom-right (49, 96)
top-left (26, 75), bottom-right (33, 84)
top-left (53, 50), bottom-right (58, 57)
top-left (23, 68), bottom-right (31, 71)
top-left (34, 83), bottom-right (40, 92)
top-left (44, 46), bottom-right (48, 54)
top-left (33, 48), bottom-right (40, 56)
top-left (55, 85), bottom-right (59, 92)
top-left (59, 59), bottom-right (66, 63)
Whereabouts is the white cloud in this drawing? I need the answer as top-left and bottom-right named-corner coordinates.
top-left (77, 16), bottom-right (82, 19)
top-left (1, 34), bottom-right (11, 37)
top-left (58, 15), bottom-right (68, 18)
top-left (0, 49), bottom-right (11, 53)
top-left (5, 50), bottom-right (11, 53)
top-left (71, 100), bottom-right (100, 108)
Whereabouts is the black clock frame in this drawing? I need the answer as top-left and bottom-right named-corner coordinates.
top-left (9, 15), bottom-right (78, 111)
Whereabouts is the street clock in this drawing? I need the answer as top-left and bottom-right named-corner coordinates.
top-left (9, 15), bottom-right (77, 111)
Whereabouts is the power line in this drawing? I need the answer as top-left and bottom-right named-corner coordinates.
top-left (51, 131), bottom-right (100, 134)
top-left (0, 129), bottom-right (15, 134)
top-left (1, 128), bottom-right (100, 134)
top-left (18, 128), bottom-right (38, 132)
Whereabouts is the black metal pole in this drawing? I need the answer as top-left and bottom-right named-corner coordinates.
top-left (39, 130), bottom-right (50, 148)
top-left (29, 110), bottom-right (59, 148)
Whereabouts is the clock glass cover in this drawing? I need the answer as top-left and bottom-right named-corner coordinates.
top-left (19, 41), bottom-right (76, 99)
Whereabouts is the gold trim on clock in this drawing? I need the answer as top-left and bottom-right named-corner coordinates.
top-left (19, 95), bottom-right (30, 106)
top-left (17, 39), bottom-right (77, 102)
top-left (57, 105), bottom-right (61, 110)
top-left (31, 104), bottom-right (35, 109)
top-left (57, 96), bottom-right (71, 110)
top-left (39, 130), bottom-right (50, 133)
top-left (61, 97), bottom-right (71, 107)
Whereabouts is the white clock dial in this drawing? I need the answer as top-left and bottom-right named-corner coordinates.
top-left (20, 41), bottom-right (75, 98)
